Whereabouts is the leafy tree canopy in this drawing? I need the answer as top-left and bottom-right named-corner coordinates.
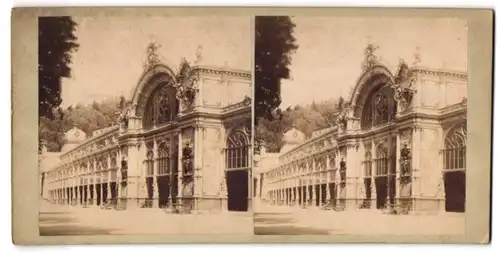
top-left (254, 16), bottom-right (298, 122)
top-left (38, 16), bottom-right (79, 120)
top-left (39, 96), bottom-right (124, 152)
top-left (256, 97), bottom-right (346, 153)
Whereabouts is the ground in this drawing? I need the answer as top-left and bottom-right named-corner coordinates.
top-left (253, 199), bottom-right (466, 235)
top-left (39, 200), bottom-right (253, 236)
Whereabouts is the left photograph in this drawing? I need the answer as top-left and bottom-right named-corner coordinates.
top-left (38, 15), bottom-right (253, 235)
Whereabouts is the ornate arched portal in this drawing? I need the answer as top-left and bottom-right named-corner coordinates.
top-left (354, 67), bottom-right (398, 210)
top-left (442, 123), bottom-right (466, 212)
top-left (142, 84), bottom-right (179, 129)
top-left (225, 121), bottom-right (251, 211)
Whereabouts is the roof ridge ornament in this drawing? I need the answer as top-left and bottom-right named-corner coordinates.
top-left (361, 43), bottom-right (380, 72)
top-left (143, 41), bottom-right (162, 72)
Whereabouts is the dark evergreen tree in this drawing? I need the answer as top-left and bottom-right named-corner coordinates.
top-left (38, 16), bottom-right (79, 120)
top-left (254, 16), bottom-right (298, 122)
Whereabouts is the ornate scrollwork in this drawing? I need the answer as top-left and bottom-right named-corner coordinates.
top-left (174, 56), bottom-right (201, 109)
top-left (336, 105), bottom-right (352, 131)
top-left (391, 59), bottom-right (417, 109)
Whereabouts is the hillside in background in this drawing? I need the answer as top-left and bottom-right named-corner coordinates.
top-left (256, 97), bottom-right (344, 153)
top-left (39, 96), bottom-right (124, 152)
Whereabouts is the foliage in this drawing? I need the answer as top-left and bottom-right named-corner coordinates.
top-left (38, 16), bottom-right (79, 120)
top-left (39, 97), bottom-right (123, 152)
top-left (254, 16), bottom-right (299, 122)
top-left (255, 97), bottom-right (345, 153)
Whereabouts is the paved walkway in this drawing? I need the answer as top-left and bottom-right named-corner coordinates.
top-left (253, 199), bottom-right (465, 235)
top-left (40, 201), bottom-right (253, 235)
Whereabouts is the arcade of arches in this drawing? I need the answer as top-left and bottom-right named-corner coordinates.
top-left (41, 64), bottom-right (253, 212)
top-left (257, 65), bottom-right (468, 214)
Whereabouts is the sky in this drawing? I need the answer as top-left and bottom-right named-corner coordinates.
top-left (61, 16), bottom-right (252, 107)
top-left (279, 17), bottom-right (468, 109)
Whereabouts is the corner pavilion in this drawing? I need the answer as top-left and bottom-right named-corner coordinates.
top-left (254, 63), bottom-right (467, 214)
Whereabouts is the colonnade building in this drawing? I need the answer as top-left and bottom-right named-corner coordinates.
top-left (255, 62), bottom-right (467, 214)
top-left (40, 63), bottom-right (252, 212)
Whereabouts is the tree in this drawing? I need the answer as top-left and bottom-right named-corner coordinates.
top-left (38, 17), bottom-right (79, 120)
top-left (254, 16), bottom-right (299, 122)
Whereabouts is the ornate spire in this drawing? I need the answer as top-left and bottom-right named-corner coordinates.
top-left (361, 43), bottom-right (380, 71)
top-left (143, 41), bottom-right (161, 71)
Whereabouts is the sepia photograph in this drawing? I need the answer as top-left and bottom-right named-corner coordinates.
top-left (11, 7), bottom-right (492, 245)
top-left (37, 15), bottom-right (253, 236)
top-left (253, 16), bottom-right (469, 235)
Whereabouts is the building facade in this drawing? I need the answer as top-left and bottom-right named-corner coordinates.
top-left (41, 63), bottom-right (252, 212)
top-left (257, 63), bottom-right (467, 214)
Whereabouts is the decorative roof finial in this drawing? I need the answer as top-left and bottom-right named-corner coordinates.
top-left (194, 45), bottom-right (203, 65)
top-left (413, 46), bottom-right (421, 66)
top-left (144, 41), bottom-right (161, 71)
top-left (361, 42), bottom-right (380, 71)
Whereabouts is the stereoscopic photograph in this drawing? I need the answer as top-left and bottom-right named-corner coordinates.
top-left (11, 7), bottom-right (492, 245)
top-left (37, 15), bottom-right (253, 236)
top-left (253, 16), bottom-right (470, 235)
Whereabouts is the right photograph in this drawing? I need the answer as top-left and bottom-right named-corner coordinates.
top-left (252, 16), bottom-right (468, 235)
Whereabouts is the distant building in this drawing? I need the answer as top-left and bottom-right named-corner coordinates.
top-left (41, 63), bottom-right (252, 212)
top-left (256, 64), bottom-right (467, 214)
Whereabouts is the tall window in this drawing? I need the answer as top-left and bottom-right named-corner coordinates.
top-left (375, 144), bottom-right (388, 176)
top-left (157, 142), bottom-right (169, 176)
top-left (225, 123), bottom-right (251, 170)
top-left (443, 124), bottom-right (467, 171)
top-left (363, 151), bottom-right (372, 177)
top-left (145, 147), bottom-right (154, 202)
top-left (361, 85), bottom-right (397, 130)
top-left (143, 84), bottom-right (179, 129)
top-left (145, 149), bottom-right (154, 177)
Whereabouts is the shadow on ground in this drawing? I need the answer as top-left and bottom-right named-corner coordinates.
top-left (253, 212), bottom-right (332, 235)
top-left (39, 211), bottom-right (117, 236)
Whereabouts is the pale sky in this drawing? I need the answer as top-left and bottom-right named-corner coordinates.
top-left (61, 16), bottom-right (252, 107)
top-left (280, 17), bottom-right (468, 108)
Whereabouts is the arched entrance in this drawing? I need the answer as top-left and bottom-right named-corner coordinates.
top-left (442, 123), bottom-right (466, 213)
top-left (225, 123), bottom-right (251, 212)
top-left (356, 72), bottom-right (398, 210)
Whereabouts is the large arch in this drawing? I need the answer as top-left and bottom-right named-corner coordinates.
top-left (348, 65), bottom-right (396, 120)
top-left (128, 64), bottom-right (178, 120)
top-left (224, 120), bottom-right (251, 212)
